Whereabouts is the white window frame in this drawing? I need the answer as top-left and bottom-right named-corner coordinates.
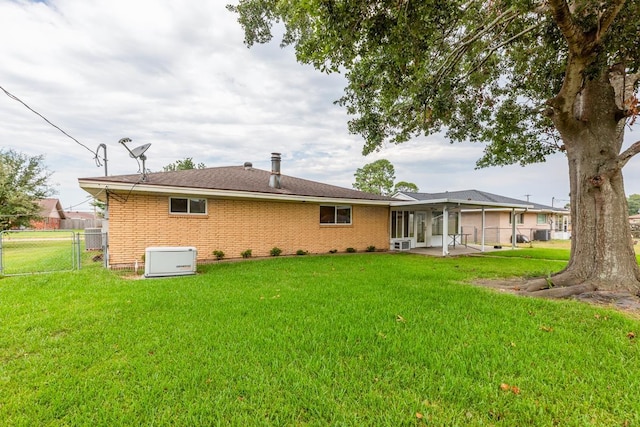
top-left (537, 213), bottom-right (548, 224)
top-left (169, 197), bottom-right (208, 215)
top-left (320, 205), bottom-right (352, 225)
top-left (509, 212), bottom-right (524, 225)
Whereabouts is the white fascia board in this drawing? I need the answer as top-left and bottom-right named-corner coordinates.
top-left (391, 192), bottom-right (419, 201)
top-left (390, 198), bottom-right (532, 210)
top-left (78, 180), bottom-right (393, 206)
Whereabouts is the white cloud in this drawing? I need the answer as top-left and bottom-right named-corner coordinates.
top-left (1, 0), bottom-right (638, 210)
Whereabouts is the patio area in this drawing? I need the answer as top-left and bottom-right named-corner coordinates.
top-left (407, 244), bottom-right (519, 257)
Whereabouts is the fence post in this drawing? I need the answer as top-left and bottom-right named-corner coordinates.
top-left (0, 232), bottom-right (3, 274)
top-left (76, 232), bottom-right (82, 270)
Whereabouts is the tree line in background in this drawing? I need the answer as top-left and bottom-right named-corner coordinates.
top-left (352, 159), bottom-right (418, 196)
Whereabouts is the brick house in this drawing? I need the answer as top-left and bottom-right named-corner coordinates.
top-left (78, 154), bottom-right (393, 268)
top-left (79, 154), bottom-right (556, 267)
top-left (32, 198), bottom-right (67, 230)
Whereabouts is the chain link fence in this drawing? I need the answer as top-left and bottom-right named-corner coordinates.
top-left (0, 230), bottom-right (82, 276)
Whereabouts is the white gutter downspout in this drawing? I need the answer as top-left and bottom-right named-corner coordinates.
top-left (511, 208), bottom-right (516, 249)
top-left (442, 206), bottom-right (449, 256)
top-left (481, 207), bottom-right (486, 252)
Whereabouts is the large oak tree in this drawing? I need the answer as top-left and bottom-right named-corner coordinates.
top-left (229, 0), bottom-right (640, 296)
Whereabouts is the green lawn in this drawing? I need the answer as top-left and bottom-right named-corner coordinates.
top-left (1, 251), bottom-right (639, 426)
top-left (1, 230), bottom-right (81, 275)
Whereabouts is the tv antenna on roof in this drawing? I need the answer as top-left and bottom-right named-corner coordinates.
top-left (119, 137), bottom-right (151, 181)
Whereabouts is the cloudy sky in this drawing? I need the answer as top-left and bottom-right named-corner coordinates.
top-left (1, 0), bottom-right (639, 211)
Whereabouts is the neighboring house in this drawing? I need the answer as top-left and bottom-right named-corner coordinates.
top-left (32, 198), bottom-right (66, 230)
top-left (629, 214), bottom-right (640, 224)
top-left (395, 190), bottom-right (571, 245)
top-left (78, 153), bottom-right (563, 268)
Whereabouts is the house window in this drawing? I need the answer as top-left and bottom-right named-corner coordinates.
top-left (537, 213), bottom-right (548, 224)
top-left (391, 211), bottom-right (414, 238)
top-left (320, 205), bottom-right (352, 224)
top-left (509, 213), bottom-right (524, 225)
top-left (170, 197), bottom-right (207, 214)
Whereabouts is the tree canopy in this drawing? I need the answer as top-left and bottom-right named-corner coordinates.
top-left (393, 181), bottom-right (419, 194)
top-left (0, 150), bottom-right (54, 230)
top-left (628, 194), bottom-right (640, 216)
top-left (353, 159), bottom-right (419, 195)
top-left (162, 158), bottom-right (206, 172)
top-left (229, 0), bottom-right (639, 165)
top-left (353, 159), bottom-right (395, 195)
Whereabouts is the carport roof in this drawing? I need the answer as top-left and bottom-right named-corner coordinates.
top-left (392, 190), bottom-right (534, 210)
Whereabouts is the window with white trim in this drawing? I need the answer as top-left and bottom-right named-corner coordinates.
top-left (537, 213), bottom-right (548, 224)
top-left (170, 197), bottom-right (207, 215)
top-left (320, 205), bottom-right (352, 224)
top-left (508, 213), bottom-right (524, 225)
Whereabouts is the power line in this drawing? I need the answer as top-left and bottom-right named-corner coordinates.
top-left (0, 84), bottom-right (98, 158)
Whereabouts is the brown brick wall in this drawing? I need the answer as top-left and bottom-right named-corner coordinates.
top-left (107, 193), bottom-right (390, 266)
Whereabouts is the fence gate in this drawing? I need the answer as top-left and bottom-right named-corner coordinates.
top-left (0, 230), bottom-right (81, 276)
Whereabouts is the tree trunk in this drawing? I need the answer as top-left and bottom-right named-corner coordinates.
top-left (528, 70), bottom-right (640, 295)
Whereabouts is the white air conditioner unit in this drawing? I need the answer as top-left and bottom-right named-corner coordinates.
top-left (144, 246), bottom-right (197, 278)
top-left (393, 240), bottom-right (411, 251)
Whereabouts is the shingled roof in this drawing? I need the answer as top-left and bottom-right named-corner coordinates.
top-left (399, 189), bottom-right (564, 211)
top-left (79, 166), bottom-right (393, 202)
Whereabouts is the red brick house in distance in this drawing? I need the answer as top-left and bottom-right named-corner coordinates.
top-left (32, 198), bottom-right (67, 230)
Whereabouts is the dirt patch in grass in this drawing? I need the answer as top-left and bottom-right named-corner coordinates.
top-left (471, 277), bottom-right (640, 317)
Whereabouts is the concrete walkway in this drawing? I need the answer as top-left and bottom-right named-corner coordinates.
top-left (406, 244), bottom-right (518, 257)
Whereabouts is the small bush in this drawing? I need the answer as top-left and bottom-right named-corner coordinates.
top-left (329, 249), bottom-right (338, 254)
top-left (270, 247), bottom-right (282, 257)
top-left (366, 246), bottom-right (376, 252)
top-left (213, 250), bottom-right (225, 260)
top-left (346, 247), bottom-right (357, 253)
top-left (241, 249), bottom-right (252, 258)
top-left (296, 249), bottom-right (308, 256)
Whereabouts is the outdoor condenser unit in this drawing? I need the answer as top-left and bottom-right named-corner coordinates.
top-left (144, 246), bottom-right (197, 278)
top-left (393, 240), bottom-right (411, 251)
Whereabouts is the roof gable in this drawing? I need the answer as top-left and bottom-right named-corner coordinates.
top-left (37, 198), bottom-right (66, 219)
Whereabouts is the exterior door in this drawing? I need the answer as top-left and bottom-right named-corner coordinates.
top-left (415, 211), bottom-right (427, 247)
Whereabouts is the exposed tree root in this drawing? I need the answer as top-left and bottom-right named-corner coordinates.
top-left (522, 282), bottom-right (598, 299)
top-left (525, 271), bottom-right (582, 293)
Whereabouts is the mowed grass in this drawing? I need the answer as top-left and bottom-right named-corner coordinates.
top-left (1, 252), bottom-right (639, 426)
top-left (1, 231), bottom-right (80, 274)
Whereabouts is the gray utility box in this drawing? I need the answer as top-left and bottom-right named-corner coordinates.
top-left (144, 246), bottom-right (197, 278)
top-left (534, 229), bottom-right (551, 241)
top-left (85, 228), bottom-right (103, 250)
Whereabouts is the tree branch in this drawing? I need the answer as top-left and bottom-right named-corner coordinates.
top-left (465, 22), bottom-right (540, 78)
top-left (619, 140), bottom-right (640, 169)
top-left (547, 0), bottom-right (584, 54)
top-left (434, 6), bottom-right (519, 81)
top-left (596, 0), bottom-right (626, 43)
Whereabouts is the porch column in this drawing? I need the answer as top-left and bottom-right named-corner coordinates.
top-left (481, 207), bottom-right (486, 252)
top-left (442, 206), bottom-right (449, 256)
top-left (511, 208), bottom-right (516, 249)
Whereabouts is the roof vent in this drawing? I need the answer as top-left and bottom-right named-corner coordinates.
top-left (269, 153), bottom-right (282, 189)
top-left (244, 161), bottom-right (253, 170)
